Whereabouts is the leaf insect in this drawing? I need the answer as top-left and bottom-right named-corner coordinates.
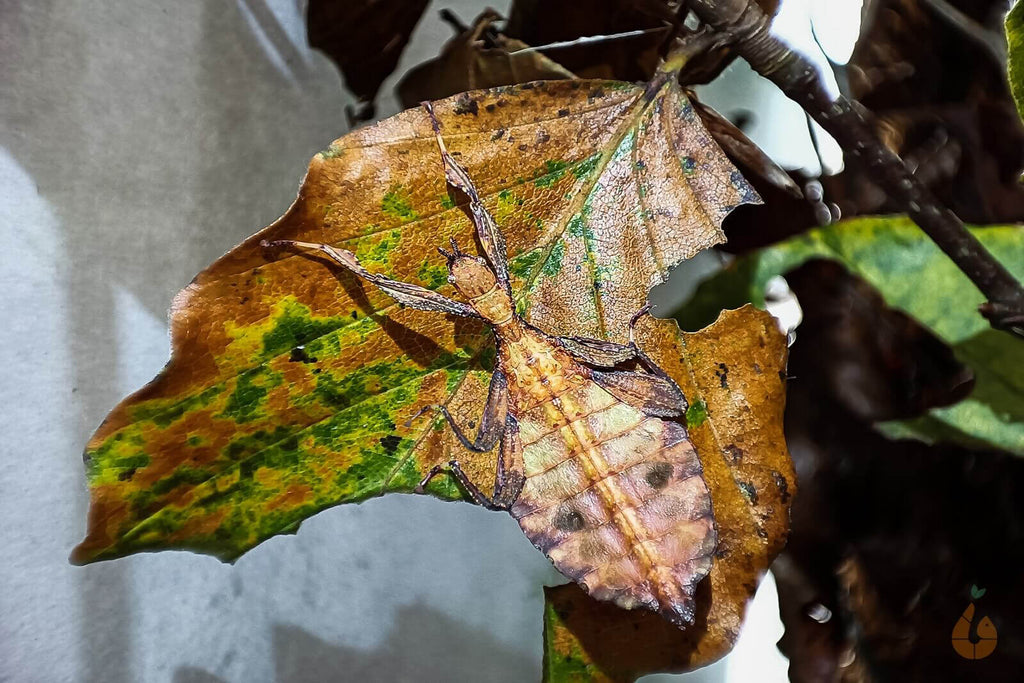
top-left (263, 103), bottom-right (717, 628)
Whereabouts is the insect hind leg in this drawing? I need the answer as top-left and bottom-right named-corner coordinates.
top-left (415, 459), bottom-right (506, 510)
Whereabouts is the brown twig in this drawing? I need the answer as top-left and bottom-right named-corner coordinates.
top-left (685, 0), bottom-right (1024, 337)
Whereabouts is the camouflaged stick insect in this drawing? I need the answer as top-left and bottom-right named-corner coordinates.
top-left (261, 102), bottom-right (717, 628)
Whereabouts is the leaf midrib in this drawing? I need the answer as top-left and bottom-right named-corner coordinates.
top-left (513, 87), bottom-right (665, 340)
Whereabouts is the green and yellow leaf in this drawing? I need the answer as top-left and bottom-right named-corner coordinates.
top-left (73, 78), bottom-right (759, 564)
top-left (676, 216), bottom-right (1024, 455)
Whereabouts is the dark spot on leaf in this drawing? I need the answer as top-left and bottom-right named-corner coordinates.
top-left (118, 468), bottom-right (137, 482)
top-left (485, 103), bottom-right (496, 113)
top-left (554, 503), bottom-right (586, 532)
top-left (645, 463), bottom-right (673, 489)
top-left (379, 434), bottom-right (402, 456)
top-left (454, 94), bottom-right (478, 116)
top-left (491, 128), bottom-right (505, 140)
top-left (588, 86), bottom-right (605, 100)
top-left (716, 362), bottom-right (729, 388)
top-left (738, 481), bottom-right (758, 505)
top-left (518, 144), bottom-right (528, 151)
top-left (772, 470), bottom-right (790, 503)
top-left (351, 311), bottom-right (359, 319)
top-left (557, 108), bottom-right (570, 117)
top-left (724, 445), bottom-right (744, 464)
top-left (289, 346), bottom-right (317, 364)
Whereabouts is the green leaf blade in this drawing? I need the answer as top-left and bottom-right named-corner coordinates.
top-left (677, 217), bottom-right (1024, 455)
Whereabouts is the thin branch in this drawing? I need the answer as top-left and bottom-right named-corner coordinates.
top-left (505, 27), bottom-right (669, 55)
top-left (685, 0), bottom-right (1024, 337)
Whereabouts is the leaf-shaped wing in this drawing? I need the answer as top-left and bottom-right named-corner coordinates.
top-left (543, 306), bottom-right (794, 680)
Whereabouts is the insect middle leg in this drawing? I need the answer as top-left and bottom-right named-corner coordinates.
top-left (558, 303), bottom-right (688, 417)
top-left (558, 303), bottom-right (663, 371)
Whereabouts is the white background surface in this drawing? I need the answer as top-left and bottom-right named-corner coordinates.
top-left (0, 1), bottom-right (856, 680)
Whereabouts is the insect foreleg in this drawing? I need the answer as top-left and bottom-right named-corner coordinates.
top-left (261, 239), bottom-right (481, 319)
top-left (422, 101), bottom-right (512, 295)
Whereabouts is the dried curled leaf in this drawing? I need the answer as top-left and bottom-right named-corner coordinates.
top-left (689, 96), bottom-right (802, 199)
top-left (543, 306), bottom-right (794, 681)
top-left (396, 10), bottom-right (575, 108)
top-left (307, 0), bottom-right (429, 121)
top-left (504, 0), bottom-right (673, 82)
top-left (72, 78), bottom-right (758, 564)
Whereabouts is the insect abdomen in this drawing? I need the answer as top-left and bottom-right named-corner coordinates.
top-left (510, 380), bottom-right (716, 626)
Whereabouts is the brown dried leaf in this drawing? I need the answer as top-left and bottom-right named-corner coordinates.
top-left (396, 10), bottom-right (576, 108)
top-left (505, 0), bottom-right (674, 81)
top-left (690, 95), bottom-right (803, 199)
top-left (543, 305), bottom-right (794, 681)
top-left (307, 0), bottom-right (429, 122)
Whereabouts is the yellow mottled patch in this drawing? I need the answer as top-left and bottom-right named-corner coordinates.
top-left (215, 469), bottom-right (240, 492)
top-left (254, 467), bottom-right (281, 488)
top-left (220, 297), bottom-right (292, 370)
